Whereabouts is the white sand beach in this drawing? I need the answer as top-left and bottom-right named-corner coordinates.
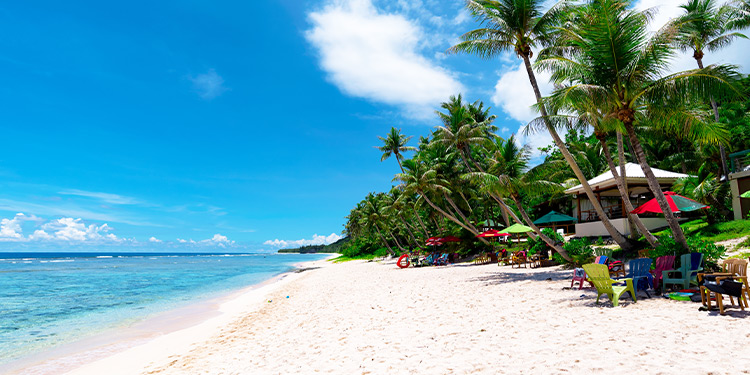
top-left (37, 258), bottom-right (750, 374)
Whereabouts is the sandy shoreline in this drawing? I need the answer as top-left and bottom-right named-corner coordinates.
top-left (15, 257), bottom-right (750, 374)
top-left (4, 254), bottom-right (334, 375)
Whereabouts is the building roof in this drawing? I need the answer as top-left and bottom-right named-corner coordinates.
top-left (564, 163), bottom-right (689, 195)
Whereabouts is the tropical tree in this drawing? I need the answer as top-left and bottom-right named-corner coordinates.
top-left (467, 135), bottom-right (572, 260)
top-left (395, 159), bottom-right (490, 243)
top-left (538, 0), bottom-right (740, 249)
top-left (673, 0), bottom-right (747, 178)
top-left (450, 0), bottom-right (634, 250)
top-left (376, 127), bottom-right (416, 173)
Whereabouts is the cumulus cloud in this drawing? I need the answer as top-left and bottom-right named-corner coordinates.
top-left (41, 218), bottom-right (120, 242)
top-left (264, 233), bottom-right (342, 248)
top-left (306, 0), bottom-right (464, 119)
top-left (149, 236), bottom-right (162, 243)
top-left (491, 60), bottom-right (554, 124)
top-left (174, 234), bottom-right (234, 247)
top-left (0, 213), bottom-right (27, 241)
top-left (189, 69), bottom-right (228, 100)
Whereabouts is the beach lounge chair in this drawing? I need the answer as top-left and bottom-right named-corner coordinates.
top-left (582, 263), bottom-right (636, 307)
top-left (621, 258), bottom-right (653, 297)
top-left (434, 253), bottom-right (449, 266)
top-left (662, 253), bottom-right (703, 291)
top-left (511, 251), bottom-right (527, 268)
top-left (594, 255), bottom-right (608, 264)
top-left (651, 255), bottom-right (675, 291)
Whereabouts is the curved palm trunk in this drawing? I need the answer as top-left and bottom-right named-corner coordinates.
top-left (623, 122), bottom-right (689, 250)
top-left (419, 190), bottom-right (489, 244)
top-left (696, 56), bottom-right (729, 179)
top-left (389, 231), bottom-right (406, 252)
top-left (373, 225), bottom-right (394, 255)
top-left (521, 54), bottom-right (632, 250)
top-left (443, 193), bottom-right (481, 234)
top-left (412, 205), bottom-right (430, 237)
top-left (511, 195), bottom-right (571, 262)
top-left (597, 134), bottom-right (659, 247)
top-left (618, 133), bottom-right (639, 241)
top-left (399, 214), bottom-right (420, 247)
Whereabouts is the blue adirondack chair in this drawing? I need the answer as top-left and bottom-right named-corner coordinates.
top-left (662, 253), bottom-right (704, 291)
top-left (620, 258), bottom-right (653, 297)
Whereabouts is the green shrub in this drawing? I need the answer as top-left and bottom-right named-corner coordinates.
top-left (553, 238), bottom-right (593, 268)
top-left (650, 232), bottom-right (727, 271)
top-left (527, 228), bottom-right (562, 256)
top-left (596, 236), bottom-right (604, 246)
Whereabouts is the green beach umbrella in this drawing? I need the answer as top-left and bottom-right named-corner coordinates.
top-left (741, 190), bottom-right (750, 199)
top-left (533, 210), bottom-right (577, 225)
top-left (504, 223), bottom-right (533, 233)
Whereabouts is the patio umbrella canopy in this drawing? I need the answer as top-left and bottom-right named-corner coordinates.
top-left (476, 229), bottom-right (506, 238)
top-left (741, 190), bottom-right (750, 198)
top-left (441, 236), bottom-right (461, 242)
top-left (504, 223), bottom-right (533, 233)
top-left (533, 210), bottom-right (577, 225)
top-left (630, 191), bottom-right (709, 214)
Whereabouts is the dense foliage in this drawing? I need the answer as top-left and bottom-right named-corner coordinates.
top-left (341, 0), bottom-right (750, 260)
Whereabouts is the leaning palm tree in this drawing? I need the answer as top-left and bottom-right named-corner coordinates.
top-left (395, 159), bottom-right (490, 243)
top-left (467, 135), bottom-right (573, 261)
top-left (673, 0), bottom-right (747, 178)
top-left (449, 0), bottom-right (634, 250)
top-left (538, 0), bottom-right (740, 249)
top-left (376, 127), bottom-right (416, 173)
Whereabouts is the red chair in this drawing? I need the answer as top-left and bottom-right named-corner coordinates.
top-left (651, 255), bottom-right (676, 290)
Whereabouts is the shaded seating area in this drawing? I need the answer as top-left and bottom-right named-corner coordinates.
top-left (533, 210), bottom-right (576, 234)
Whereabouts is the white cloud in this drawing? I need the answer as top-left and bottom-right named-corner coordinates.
top-left (59, 189), bottom-right (142, 205)
top-left (0, 213), bottom-right (27, 241)
top-left (189, 69), bottom-right (228, 100)
top-left (306, 0), bottom-right (464, 119)
top-left (491, 59), bottom-right (554, 124)
top-left (264, 233), bottom-right (342, 248)
top-left (149, 236), bottom-right (162, 243)
top-left (29, 229), bottom-right (53, 241)
top-left (41, 218), bottom-right (121, 242)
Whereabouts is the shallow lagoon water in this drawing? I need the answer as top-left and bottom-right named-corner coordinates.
top-left (0, 252), bottom-right (328, 365)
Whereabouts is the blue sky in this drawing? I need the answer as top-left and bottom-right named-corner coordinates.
top-left (0, 0), bottom-right (747, 251)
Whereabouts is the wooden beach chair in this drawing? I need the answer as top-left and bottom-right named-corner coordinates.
top-left (582, 263), bottom-right (636, 307)
top-left (511, 251), bottom-right (527, 268)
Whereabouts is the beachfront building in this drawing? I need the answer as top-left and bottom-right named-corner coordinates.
top-left (729, 149), bottom-right (750, 220)
top-left (564, 163), bottom-right (689, 237)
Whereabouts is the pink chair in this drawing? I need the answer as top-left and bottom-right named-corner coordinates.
top-left (651, 255), bottom-right (676, 290)
top-left (571, 267), bottom-right (593, 289)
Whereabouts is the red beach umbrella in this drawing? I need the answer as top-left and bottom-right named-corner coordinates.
top-left (630, 191), bottom-right (709, 214)
top-left (476, 229), bottom-right (505, 238)
top-left (441, 236), bottom-right (461, 242)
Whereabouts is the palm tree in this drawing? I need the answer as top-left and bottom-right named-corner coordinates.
top-left (467, 135), bottom-right (573, 261)
top-left (377, 127), bottom-right (416, 173)
top-left (395, 159), bottom-right (490, 244)
top-left (449, 0), bottom-right (634, 250)
top-left (673, 0), bottom-right (747, 178)
top-left (538, 0), bottom-right (740, 249)
top-left (362, 193), bottom-right (395, 254)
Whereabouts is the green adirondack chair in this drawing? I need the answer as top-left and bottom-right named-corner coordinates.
top-left (662, 253), bottom-right (703, 291)
top-left (582, 263), bottom-right (636, 307)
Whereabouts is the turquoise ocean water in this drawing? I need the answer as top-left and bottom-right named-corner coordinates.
top-left (0, 252), bottom-right (328, 365)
